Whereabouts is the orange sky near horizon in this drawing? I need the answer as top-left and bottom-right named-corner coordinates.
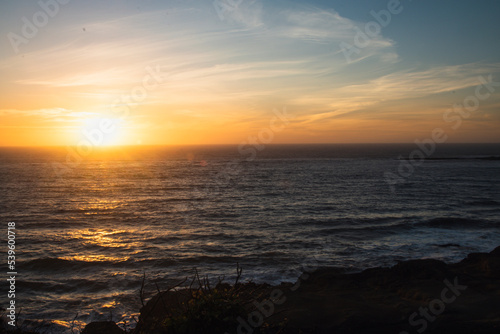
top-left (1, 1), bottom-right (500, 147)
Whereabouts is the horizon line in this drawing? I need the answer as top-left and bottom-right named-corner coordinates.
top-left (1, 142), bottom-right (500, 149)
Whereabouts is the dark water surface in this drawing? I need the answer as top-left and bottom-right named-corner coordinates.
top-left (1, 144), bottom-right (499, 331)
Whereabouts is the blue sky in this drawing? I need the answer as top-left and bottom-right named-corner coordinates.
top-left (1, 0), bottom-right (499, 145)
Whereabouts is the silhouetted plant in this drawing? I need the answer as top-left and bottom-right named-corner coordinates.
top-left (134, 263), bottom-right (257, 334)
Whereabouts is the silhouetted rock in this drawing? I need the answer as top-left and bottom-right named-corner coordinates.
top-left (126, 246), bottom-right (500, 333)
top-left (454, 245), bottom-right (500, 278)
top-left (269, 246), bottom-right (500, 333)
top-left (81, 321), bottom-right (124, 334)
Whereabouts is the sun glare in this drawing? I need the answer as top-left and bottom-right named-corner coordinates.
top-left (79, 117), bottom-right (127, 147)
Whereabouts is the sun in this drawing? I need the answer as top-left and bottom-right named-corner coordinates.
top-left (79, 117), bottom-right (127, 147)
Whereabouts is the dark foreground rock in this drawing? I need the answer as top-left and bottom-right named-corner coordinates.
top-left (81, 321), bottom-right (124, 334)
top-left (269, 246), bottom-right (500, 334)
top-left (81, 246), bottom-right (500, 334)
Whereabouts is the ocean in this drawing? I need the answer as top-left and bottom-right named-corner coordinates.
top-left (1, 144), bottom-right (499, 332)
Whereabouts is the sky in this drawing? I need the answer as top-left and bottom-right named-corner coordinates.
top-left (1, 0), bottom-right (500, 146)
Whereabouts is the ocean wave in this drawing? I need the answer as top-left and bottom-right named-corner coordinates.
top-left (416, 217), bottom-right (492, 229)
top-left (297, 216), bottom-right (412, 228)
top-left (465, 199), bottom-right (500, 207)
top-left (20, 278), bottom-right (110, 294)
top-left (20, 257), bottom-right (132, 271)
top-left (318, 222), bottom-right (413, 236)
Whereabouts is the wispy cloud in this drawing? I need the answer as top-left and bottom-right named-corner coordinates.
top-left (276, 7), bottom-right (398, 64)
top-left (289, 63), bottom-right (500, 124)
top-left (280, 9), bottom-right (363, 41)
top-left (340, 64), bottom-right (500, 99)
top-left (0, 108), bottom-right (97, 121)
top-left (1, 0), bottom-right (499, 144)
top-left (0, 3), bottom-right (398, 90)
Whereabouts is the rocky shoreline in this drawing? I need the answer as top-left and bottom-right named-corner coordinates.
top-left (3, 246), bottom-right (500, 334)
